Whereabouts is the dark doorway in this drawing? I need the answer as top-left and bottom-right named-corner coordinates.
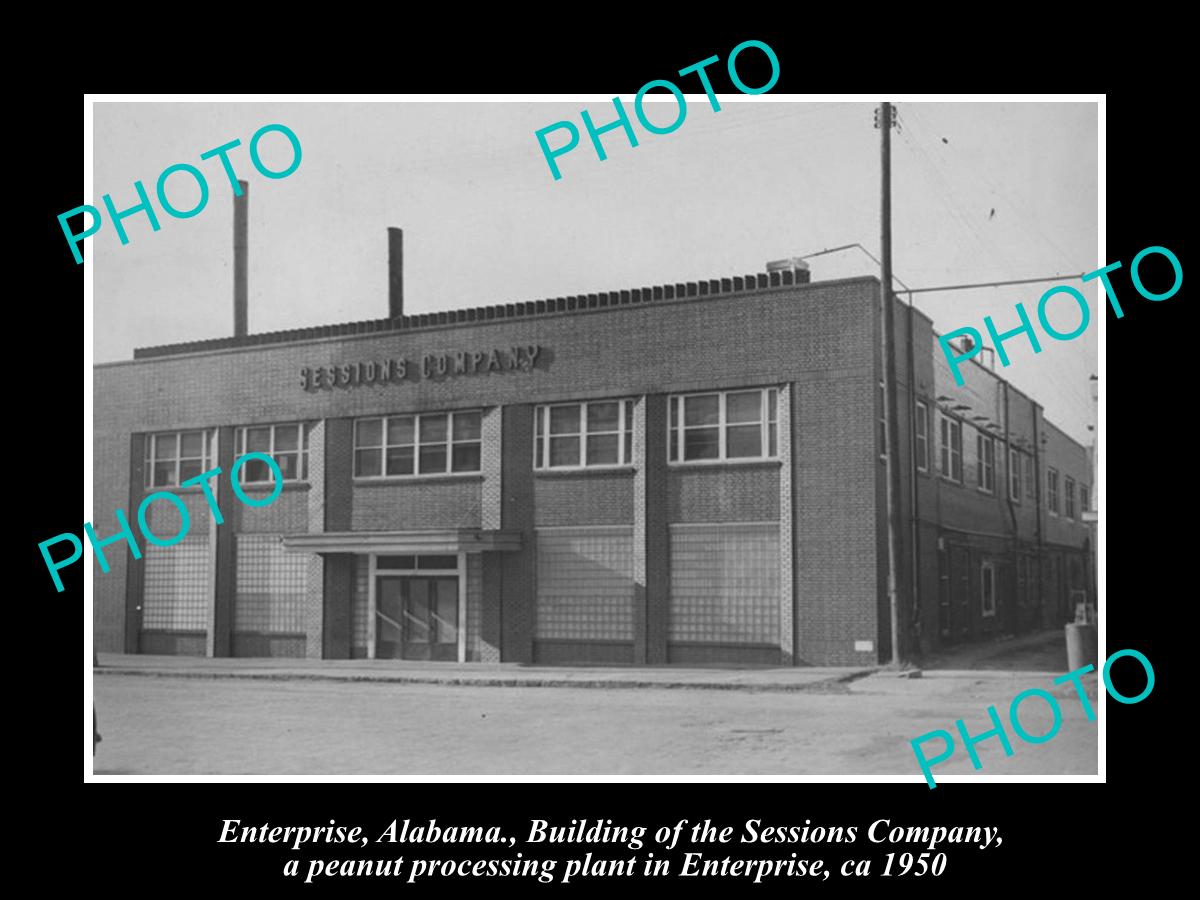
top-left (376, 576), bottom-right (459, 661)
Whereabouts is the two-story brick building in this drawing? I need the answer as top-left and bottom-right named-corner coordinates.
top-left (91, 246), bottom-right (1095, 667)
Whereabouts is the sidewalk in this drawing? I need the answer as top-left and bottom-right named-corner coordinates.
top-left (95, 653), bottom-right (875, 693)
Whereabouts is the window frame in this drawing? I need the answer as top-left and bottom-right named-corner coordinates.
top-left (668, 387), bottom-right (779, 465)
top-left (353, 410), bottom-right (483, 479)
top-left (976, 432), bottom-right (996, 494)
top-left (234, 422), bottom-right (310, 485)
top-left (1024, 452), bottom-right (1035, 500)
top-left (1007, 447), bottom-right (1021, 502)
top-left (1047, 467), bottom-right (1060, 516)
top-left (1065, 475), bottom-right (1076, 519)
top-left (939, 413), bottom-right (963, 483)
top-left (143, 429), bottom-right (217, 489)
top-left (1080, 485), bottom-right (1090, 514)
top-left (533, 399), bottom-right (635, 471)
top-left (980, 560), bottom-right (996, 617)
top-left (915, 400), bottom-right (930, 473)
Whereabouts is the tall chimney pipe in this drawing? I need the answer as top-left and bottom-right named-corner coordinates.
top-left (388, 227), bottom-right (403, 319)
top-left (234, 180), bottom-right (249, 337)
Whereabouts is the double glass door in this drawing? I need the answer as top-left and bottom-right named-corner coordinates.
top-left (376, 576), bottom-right (458, 660)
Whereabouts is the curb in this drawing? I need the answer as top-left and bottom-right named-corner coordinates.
top-left (94, 666), bottom-right (877, 694)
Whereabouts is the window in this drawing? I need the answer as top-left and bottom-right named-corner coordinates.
top-left (144, 429), bottom-right (216, 488)
top-left (1080, 485), bottom-right (1090, 514)
top-left (354, 410), bottom-right (482, 478)
top-left (981, 561), bottom-right (996, 617)
top-left (235, 423), bottom-right (310, 484)
top-left (976, 433), bottom-right (995, 493)
top-left (878, 382), bottom-right (888, 459)
top-left (1024, 453), bottom-right (1035, 499)
top-left (1008, 448), bottom-right (1021, 502)
top-left (915, 401), bottom-right (930, 472)
top-left (1047, 467), bottom-right (1060, 515)
top-left (1065, 476), bottom-right (1076, 519)
top-left (939, 414), bottom-right (963, 482)
top-left (669, 388), bottom-right (778, 463)
top-left (534, 399), bottom-right (634, 469)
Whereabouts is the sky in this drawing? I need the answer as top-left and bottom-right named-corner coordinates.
top-left (92, 99), bottom-right (1098, 443)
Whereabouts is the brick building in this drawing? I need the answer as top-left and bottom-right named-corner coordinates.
top-left (92, 250), bottom-right (1095, 666)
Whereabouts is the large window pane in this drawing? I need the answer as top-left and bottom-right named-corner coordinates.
top-left (453, 411), bottom-right (481, 441)
top-left (356, 419), bottom-right (382, 448)
top-left (419, 444), bottom-right (448, 473)
top-left (275, 452), bottom-right (299, 481)
top-left (242, 457), bottom-right (271, 483)
top-left (181, 431), bottom-right (206, 458)
top-left (355, 448), bottom-right (382, 477)
top-left (549, 435), bottom-right (580, 467)
top-left (386, 446), bottom-right (414, 476)
top-left (587, 433), bottom-right (619, 465)
top-left (587, 401), bottom-right (620, 432)
top-left (419, 415), bottom-right (447, 444)
top-left (178, 458), bottom-right (203, 481)
top-left (726, 391), bottom-right (761, 424)
top-left (153, 461), bottom-right (175, 486)
top-left (452, 443), bottom-right (481, 472)
top-left (245, 427), bottom-right (271, 453)
top-left (154, 433), bottom-right (178, 461)
top-left (549, 406), bottom-right (580, 434)
top-left (727, 424), bottom-right (762, 458)
top-left (274, 424), bottom-right (299, 452)
top-left (387, 417), bottom-right (414, 446)
top-left (684, 427), bottom-right (720, 460)
top-left (684, 395), bottom-right (719, 427)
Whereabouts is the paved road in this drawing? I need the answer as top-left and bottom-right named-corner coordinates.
top-left (93, 672), bottom-right (1099, 778)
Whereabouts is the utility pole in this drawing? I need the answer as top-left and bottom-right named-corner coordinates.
top-left (877, 101), bottom-right (906, 666)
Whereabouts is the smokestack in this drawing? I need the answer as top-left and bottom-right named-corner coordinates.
top-left (388, 227), bottom-right (403, 318)
top-left (234, 180), bottom-right (249, 337)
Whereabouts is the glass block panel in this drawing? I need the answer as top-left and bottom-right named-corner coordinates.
top-left (669, 524), bottom-right (780, 644)
top-left (233, 534), bottom-right (307, 633)
top-left (536, 528), bottom-right (634, 641)
top-left (142, 536), bottom-right (210, 631)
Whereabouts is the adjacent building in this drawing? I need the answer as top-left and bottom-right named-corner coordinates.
top-left (92, 246), bottom-right (1095, 666)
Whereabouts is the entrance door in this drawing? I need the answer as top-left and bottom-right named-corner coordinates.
top-left (376, 576), bottom-right (459, 661)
